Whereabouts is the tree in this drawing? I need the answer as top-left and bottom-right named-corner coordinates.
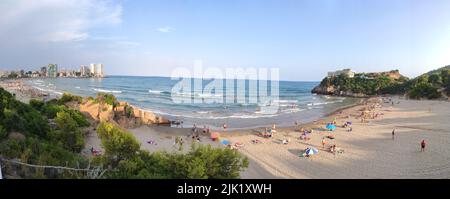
top-left (409, 82), bottom-right (441, 99)
top-left (53, 110), bottom-right (85, 152)
top-left (428, 73), bottom-right (442, 86)
top-left (59, 93), bottom-right (82, 104)
top-left (0, 125), bottom-right (6, 139)
top-left (96, 122), bottom-right (140, 165)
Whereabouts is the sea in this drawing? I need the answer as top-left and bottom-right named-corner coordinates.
top-left (27, 76), bottom-right (358, 130)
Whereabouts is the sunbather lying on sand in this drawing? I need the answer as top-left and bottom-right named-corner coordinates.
top-left (282, 138), bottom-right (291, 145)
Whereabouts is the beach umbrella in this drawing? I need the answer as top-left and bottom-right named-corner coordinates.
top-left (221, 140), bottom-right (230, 145)
top-left (326, 123), bottom-right (336, 131)
top-left (305, 148), bottom-right (319, 155)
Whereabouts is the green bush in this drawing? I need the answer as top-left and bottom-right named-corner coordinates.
top-left (51, 110), bottom-right (86, 152)
top-left (59, 93), bottom-right (83, 104)
top-left (124, 105), bottom-right (134, 118)
top-left (408, 82), bottom-right (441, 99)
top-left (95, 92), bottom-right (118, 107)
top-left (97, 122), bottom-right (140, 164)
top-left (0, 125), bottom-right (7, 139)
top-left (29, 99), bottom-right (45, 111)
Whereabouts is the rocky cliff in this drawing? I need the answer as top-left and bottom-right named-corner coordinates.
top-left (78, 99), bottom-right (170, 128)
top-left (312, 70), bottom-right (408, 97)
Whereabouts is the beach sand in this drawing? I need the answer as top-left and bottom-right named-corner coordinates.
top-left (225, 97), bottom-right (450, 178)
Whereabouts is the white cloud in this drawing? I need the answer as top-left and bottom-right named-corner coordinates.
top-left (157, 26), bottom-right (174, 33)
top-left (0, 0), bottom-right (123, 42)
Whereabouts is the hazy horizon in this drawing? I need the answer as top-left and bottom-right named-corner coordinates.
top-left (1, 0), bottom-right (450, 81)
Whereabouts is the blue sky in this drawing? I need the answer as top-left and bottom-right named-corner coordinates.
top-left (1, 0), bottom-right (450, 81)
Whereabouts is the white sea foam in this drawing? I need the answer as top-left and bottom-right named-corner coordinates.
top-left (93, 88), bottom-right (122, 93)
top-left (148, 89), bottom-right (163, 94)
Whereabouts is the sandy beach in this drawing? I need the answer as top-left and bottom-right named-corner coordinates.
top-left (3, 79), bottom-right (450, 179)
top-left (224, 97), bottom-right (450, 178)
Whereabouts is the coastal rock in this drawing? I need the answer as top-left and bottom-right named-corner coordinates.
top-left (79, 100), bottom-right (100, 120)
top-left (311, 84), bottom-right (336, 95)
top-left (78, 98), bottom-right (170, 127)
top-left (116, 117), bottom-right (141, 129)
top-left (99, 104), bottom-right (114, 122)
top-left (142, 111), bottom-right (157, 124)
top-left (156, 116), bottom-right (171, 126)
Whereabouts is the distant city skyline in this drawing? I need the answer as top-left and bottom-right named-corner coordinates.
top-left (1, 0), bottom-right (450, 81)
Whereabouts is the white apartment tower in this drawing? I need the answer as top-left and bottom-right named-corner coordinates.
top-left (90, 63), bottom-right (104, 77)
top-left (90, 64), bottom-right (96, 76)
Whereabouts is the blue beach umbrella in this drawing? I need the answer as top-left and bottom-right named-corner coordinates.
top-left (221, 140), bottom-right (230, 145)
top-left (305, 148), bottom-right (319, 155)
top-left (326, 123), bottom-right (336, 131)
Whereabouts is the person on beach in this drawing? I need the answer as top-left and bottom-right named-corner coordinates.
top-left (392, 129), bottom-right (395, 140)
top-left (421, 140), bottom-right (426, 152)
top-left (322, 138), bottom-right (326, 148)
top-left (223, 123), bottom-right (227, 132)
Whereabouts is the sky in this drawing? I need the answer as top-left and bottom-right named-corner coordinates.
top-left (1, 0), bottom-right (450, 81)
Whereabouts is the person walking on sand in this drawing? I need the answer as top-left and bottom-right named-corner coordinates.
top-left (392, 129), bottom-right (395, 140)
top-left (421, 140), bottom-right (426, 152)
top-left (322, 137), bottom-right (326, 149)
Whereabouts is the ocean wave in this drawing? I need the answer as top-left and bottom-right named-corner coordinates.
top-left (93, 88), bottom-right (122, 93)
top-left (196, 111), bottom-right (210, 114)
top-left (32, 86), bottom-right (47, 91)
top-left (307, 100), bottom-right (344, 106)
top-left (148, 89), bottom-right (165, 94)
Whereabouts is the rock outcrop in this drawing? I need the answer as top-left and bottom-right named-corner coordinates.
top-left (78, 99), bottom-right (170, 129)
top-left (312, 69), bottom-right (408, 97)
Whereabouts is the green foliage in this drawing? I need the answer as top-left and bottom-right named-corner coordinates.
top-left (428, 73), bottom-right (442, 85)
top-left (49, 110), bottom-right (87, 152)
top-left (0, 88), bottom-right (90, 178)
top-left (0, 125), bottom-right (6, 138)
top-left (7, 72), bottom-right (18, 78)
top-left (0, 88), bottom-right (49, 138)
top-left (41, 104), bottom-right (65, 119)
top-left (97, 121), bottom-right (248, 179)
top-left (124, 105), bottom-right (134, 118)
top-left (29, 99), bottom-right (45, 110)
top-left (317, 67), bottom-right (450, 99)
top-left (320, 74), bottom-right (401, 96)
top-left (59, 93), bottom-right (82, 104)
top-left (95, 92), bottom-right (118, 107)
top-left (106, 144), bottom-right (249, 179)
top-left (408, 82), bottom-right (440, 99)
top-left (96, 122), bottom-right (140, 165)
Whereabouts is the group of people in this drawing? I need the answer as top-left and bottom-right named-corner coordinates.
top-left (262, 124), bottom-right (277, 138)
top-left (190, 124), bottom-right (206, 142)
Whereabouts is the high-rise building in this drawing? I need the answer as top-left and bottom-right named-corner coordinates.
top-left (89, 63), bottom-right (104, 77)
top-left (96, 63), bottom-right (104, 77)
top-left (47, 64), bottom-right (58, 78)
top-left (80, 65), bottom-right (90, 76)
top-left (40, 67), bottom-right (47, 77)
top-left (90, 63), bottom-right (96, 76)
